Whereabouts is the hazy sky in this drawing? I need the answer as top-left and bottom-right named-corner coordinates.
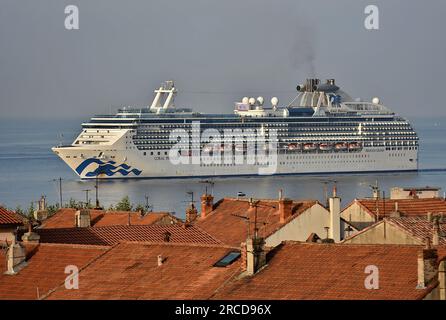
top-left (1, 0), bottom-right (445, 119)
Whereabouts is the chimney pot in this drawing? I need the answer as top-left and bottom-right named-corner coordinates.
top-left (75, 209), bottom-right (91, 228)
top-left (278, 198), bottom-right (293, 223)
top-left (245, 237), bottom-right (266, 275)
top-left (329, 190), bottom-right (341, 242)
top-left (200, 194), bottom-right (214, 219)
top-left (185, 203), bottom-right (198, 223)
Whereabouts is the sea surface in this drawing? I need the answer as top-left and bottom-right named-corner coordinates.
top-left (0, 116), bottom-right (445, 219)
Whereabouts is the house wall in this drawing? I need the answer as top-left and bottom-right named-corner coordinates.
top-left (390, 187), bottom-right (439, 199)
top-left (342, 221), bottom-right (422, 245)
top-left (266, 203), bottom-right (331, 247)
top-left (341, 202), bottom-right (376, 229)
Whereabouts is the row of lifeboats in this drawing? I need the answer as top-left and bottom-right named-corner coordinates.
top-left (285, 142), bottom-right (362, 151)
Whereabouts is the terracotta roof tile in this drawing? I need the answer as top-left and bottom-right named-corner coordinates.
top-left (386, 216), bottom-right (446, 245)
top-left (45, 242), bottom-right (240, 300)
top-left (0, 243), bottom-right (109, 300)
top-left (41, 208), bottom-right (179, 229)
top-left (196, 198), bottom-right (318, 246)
top-left (0, 207), bottom-right (24, 226)
top-left (33, 225), bottom-right (222, 246)
top-left (212, 242), bottom-right (446, 300)
top-left (353, 198), bottom-right (446, 219)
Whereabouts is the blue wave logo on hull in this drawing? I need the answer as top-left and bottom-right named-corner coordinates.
top-left (75, 158), bottom-right (142, 177)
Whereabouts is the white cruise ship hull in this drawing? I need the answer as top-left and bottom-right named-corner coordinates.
top-left (52, 132), bottom-right (418, 179)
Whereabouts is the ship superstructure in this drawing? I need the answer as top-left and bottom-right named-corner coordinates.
top-left (52, 79), bottom-right (419, 179)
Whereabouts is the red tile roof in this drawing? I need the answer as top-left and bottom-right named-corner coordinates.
top-left (41, 208), bottom-right (179, 229)
top-left (196, 198), bottom-right (318, 246)
top-left (341, 216), bottom-right (446, 246)
top-left (212, 242), bottom-right (446, 300)
top-left (0, 207), bottom-right (24, 226)
top-left (383, 216), bottom-right (446, 246)
top-left (33, 225), bottom-right (222, 246)
top-left (45, 242), bottom-right (240, 300)
top-left (0, 243), bottom-right (109, 300)
top-left (349, 198), bottom-right (446, 219)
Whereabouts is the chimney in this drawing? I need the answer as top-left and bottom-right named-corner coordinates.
top-left (157, 255), bottom-right (164, 267)
top-left (200, 194), bottom-right (214, 219)
top-left (427, 212), bottom-right (433, 223)
top-left (34, 195), bottom-right (48, 221)
top-left (245, 237), bottom-right (266, 275)
top-left (163, 231), bottom-right (171, 242)
top-left (433, 218), bottom-right (440, 246)
top-left (278, 198), bottom-right (293, 223)
top-left (417, 239), bottom-right (439, 289)
top-left (75, 209), bottom-right (91, 228)
top-left (240, 241), bottom-right (247, 271)
top-left (185, 203), bottom-right (198, 223)
top-left (5, 237), bottom-right (27, 275)
top-left (439, 259), bottom-right (446, 300)
top-left (21, 222), bottom-right (40, 243)
top-left (329, 186), bottom-right (341, 242)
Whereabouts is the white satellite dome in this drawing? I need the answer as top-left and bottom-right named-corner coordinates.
top-left (257, 96), bottom-right (264, 105)
top-left (242, 97), bottom-right (249, 104)
top-left (271, 97), bottom-right (279, 107)
top-left (372, 97), bottom-right (380, 104)
top-left (248, 97), bottom-right (256, 105)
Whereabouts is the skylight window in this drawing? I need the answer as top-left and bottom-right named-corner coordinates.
top-left (213, 251), bottom-right (241, 267)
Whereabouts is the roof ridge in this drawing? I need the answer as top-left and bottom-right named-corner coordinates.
top-left (117, 240), bottom-right (238, 249)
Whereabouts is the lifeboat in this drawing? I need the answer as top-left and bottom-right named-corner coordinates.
top-left (235, 145), bottom-right (244, 152)
top-left (202, 145), bottom-right (213, 153)
top-left (319, 143), bottom-right (332, 151)
top-left (287, 143), bottom-right (301, 151)
top-left (348, 142), bottom-right (362, 150)
top-left (303, 143), bottom-right (317, 151)
top-left (335, 142), bottom-right (348, 151)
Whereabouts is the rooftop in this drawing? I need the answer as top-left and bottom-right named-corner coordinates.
top-left (0, 207), bottom-right (24, 226)
top-left (349, 198), bottom-right (446, 218)
top-left (0, 243), bottom-right (109, 300)
top-left (212, 242), bottom-right (446, 300)
top-left (45, 242), bottom-right (240, 300)
top-left (343, 216), bottom-right (446, 246)
top-left (196, 197), bottom-right (318, 246)
top-left (40, 208), bottom-right (179, 228)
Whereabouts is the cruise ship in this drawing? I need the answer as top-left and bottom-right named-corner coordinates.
top-left (52, 79), bottom-right (419, 179)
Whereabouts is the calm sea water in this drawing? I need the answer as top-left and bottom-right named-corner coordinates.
top-left (0, 116), bottom-right (445, 218)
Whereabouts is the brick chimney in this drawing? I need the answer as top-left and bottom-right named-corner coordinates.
top-left (201, 194), bottom-right (214, 219)
top-left (278, 198), bottom-right (293, 223)
top-left (21, 222), bottom-right (40, 243)
top-left (5, 237), bottom-right (27, 275)
top-left (185, 203), bottom-right (198, 223)
top-left (75, 209), bottom-right (91, 228)
top-left (244, 237), bottom-right (266, 275)
top-left (329, 185), bottom-right (341, 242)
top-left (417, 239), bottom-right (439, 289)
